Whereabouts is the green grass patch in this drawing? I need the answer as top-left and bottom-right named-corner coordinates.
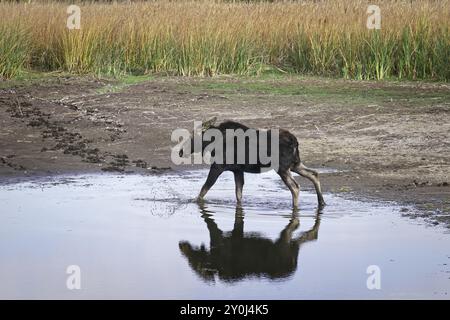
top-left (177, 76), bottom-right (450, 106)
top-left (95, 74), bottom-right (155, 94)
top-left (0, 70), bottom-right (65, 89)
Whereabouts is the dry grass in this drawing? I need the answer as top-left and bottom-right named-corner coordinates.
top-left (0, 0), bottom-right (449, 80)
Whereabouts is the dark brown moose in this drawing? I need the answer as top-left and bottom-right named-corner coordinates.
top-left (179, 118), bottom-right (325, 208)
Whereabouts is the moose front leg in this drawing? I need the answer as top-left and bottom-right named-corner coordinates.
top-left (233, 171), bottom-right (244, 205)
top-left (278, 169), bottom-right (299, 208)
top-left (197, 165), bottom-right (224, 201)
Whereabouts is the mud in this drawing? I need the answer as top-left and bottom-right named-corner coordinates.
top-left (0, 75), bottom-right (449, 225)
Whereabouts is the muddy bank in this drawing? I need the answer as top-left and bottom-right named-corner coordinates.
top-left (0, 75), bottom-right (449, 225)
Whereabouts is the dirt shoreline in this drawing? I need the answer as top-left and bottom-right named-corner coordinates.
top-left (1, 75), bottom-right (449, 226)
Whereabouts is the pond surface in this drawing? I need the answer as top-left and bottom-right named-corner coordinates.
top-left (0, 170), bottom-right (449, 299)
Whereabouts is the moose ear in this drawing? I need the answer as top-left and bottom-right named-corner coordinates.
top-left (202, 117), bottom-right (217, 131)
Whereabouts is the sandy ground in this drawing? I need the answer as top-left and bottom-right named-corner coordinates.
top-left (0, 75), bottom-right (449, 225)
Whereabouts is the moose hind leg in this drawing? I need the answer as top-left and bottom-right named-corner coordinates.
top-left (293, 164), bottom-right (325, 208)
top-left (278, 170), bottom-right (299, 208)
top-left (299, 163), bottom-right (319, 177)
top-left (233, 171), bottom-right (244, 204)
top-left (198, 166), bottom-right (224, 201)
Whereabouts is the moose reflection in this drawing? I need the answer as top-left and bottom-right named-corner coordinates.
top-left (179, 205), bottom-right (321, 282)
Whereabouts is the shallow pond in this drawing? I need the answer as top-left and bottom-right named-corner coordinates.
top-left (0, 170), bottom-right (449, 299)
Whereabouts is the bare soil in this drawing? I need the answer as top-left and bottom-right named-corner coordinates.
top-left (0, 75), bottom-right (449, 225)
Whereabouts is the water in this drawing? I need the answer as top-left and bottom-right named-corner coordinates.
top-left (0, 170), bottom-right (449, 299)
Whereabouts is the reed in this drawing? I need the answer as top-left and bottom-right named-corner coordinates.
top-left (0, 22), bottom-right (30, 79)
top-left (0, 1), bottom-right (448, 80)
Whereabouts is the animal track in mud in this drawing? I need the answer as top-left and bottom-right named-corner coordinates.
top-left (0, 155), bottom-right (26, 171)
top-left (1, 92), bottom-right (166, 173)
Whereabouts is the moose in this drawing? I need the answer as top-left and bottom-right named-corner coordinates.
top-left (179, 205), bottom-right (321, 282)
top-left (178, 118), bottom-right (325, 209)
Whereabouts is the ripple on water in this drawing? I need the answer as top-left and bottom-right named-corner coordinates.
top-left (0, 170), bottom-right (449, 299)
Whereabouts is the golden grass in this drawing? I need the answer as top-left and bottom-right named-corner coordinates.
top-left (0, 0), bottom-right (449, 80)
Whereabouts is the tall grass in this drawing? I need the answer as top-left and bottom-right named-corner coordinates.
top-left (0, 23), bottom-right (30, 79)
top-left (0, 0), bottom-right (448, 80)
